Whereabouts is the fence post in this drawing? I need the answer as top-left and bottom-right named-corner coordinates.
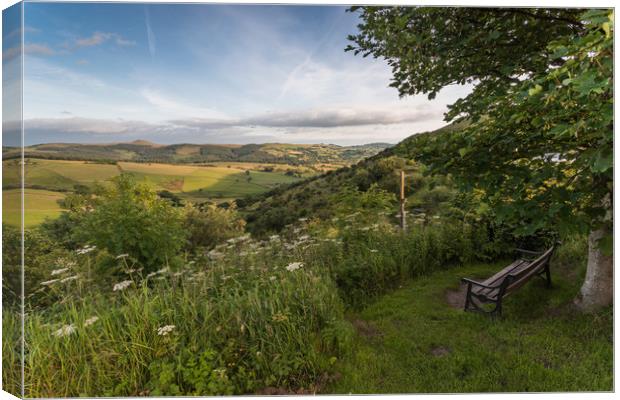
top-left (400, 170), bottom-right (406, 231)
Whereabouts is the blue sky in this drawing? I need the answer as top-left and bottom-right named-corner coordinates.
top-left (10, 2), bottom-right (470, 145)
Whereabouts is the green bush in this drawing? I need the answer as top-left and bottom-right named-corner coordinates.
top-left (2, 224), bottom-right (78, 309)
top-left (73, 174), bottom-right (186, 272)
top-left (184, 203), bottom-right (246, 251)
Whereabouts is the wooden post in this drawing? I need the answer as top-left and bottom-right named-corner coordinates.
top-left (400, 170), bottom-right (406, 231)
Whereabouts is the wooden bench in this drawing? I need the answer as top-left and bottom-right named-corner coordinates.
top-left (461, 245), bottom-right (557, 316)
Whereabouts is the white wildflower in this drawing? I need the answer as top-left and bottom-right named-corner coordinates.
top-left (269, 235), bottom-right (280, 241)
top-left (285, 262), bottom-right (303, 272)
top-left (41, 279), bottom-right (59, 286)
top-left (51, 268), bottom-right (69, 276)
top-left (115, 254), bottom-right (129, 259)
top-left (83, 316), bottom-right (99, 327)
top-left (60, 275), bottom-right (78, 283)
top-left (53, 324), bottom-right (76, 338)
top-left (156, 267), bottom-right (169, 274)
top-left (76, 245), bottom-right (96, 255)
top-left (112, 280), bottom-right (132, 292)
top-left (269, 276), bottom-right (277, 281)
top-left (208, 250), bottom-right (224, 260)
top-left (227, 234), bottom-right (250, 245)
top-left (298, 235), bottom-right (310, 241)
top-left (157, 325), bottom-right (176, 336)
top-left (146, 272), bottom-right (157, 279)
top-left (298, 217), bottom-right (308, 222)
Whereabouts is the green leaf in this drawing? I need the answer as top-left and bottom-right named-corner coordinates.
top-left (591, 148), bottom-right (613, 173)
top-left (528, 84), bottom-right (543, 96)
top-left (488, 30), bottom-right (500, 40)
top-left (573, 70), bottom-right (600, 95)
top-left (601, 22), bottom-right (611, 38)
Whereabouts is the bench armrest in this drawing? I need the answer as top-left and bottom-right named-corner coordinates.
top-left (461, 277), bottom-right (498, 290)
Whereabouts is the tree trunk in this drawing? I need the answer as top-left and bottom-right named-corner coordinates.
top-left (575, 227), bottom-right (613, 312)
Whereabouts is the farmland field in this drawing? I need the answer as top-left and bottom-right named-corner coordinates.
top-left (2, 159), bottom-right (303, 226)
top-left (2, 188), bottom-right (64, 227)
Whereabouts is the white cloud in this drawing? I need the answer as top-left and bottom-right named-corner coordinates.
top-left (140, 88), bottom-right (229, 120)
top-left (3, 43), bottom-right (56, 61)
top-left (25, 117), bottom-right (167, 135)
top-left (73, 32), bottom-right (136, 49)
top-left (169, 104), bottom-right (441, 130)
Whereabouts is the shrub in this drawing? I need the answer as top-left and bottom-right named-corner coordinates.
top-left (73, 174), bottom-right (186, 272)
top-left (2, 224), bottom-right (72, 309)
top-left (184, 203), bottom-right (246, 251)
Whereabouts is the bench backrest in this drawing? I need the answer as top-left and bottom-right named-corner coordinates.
top-left (503, 246), bottom-right (555, 296)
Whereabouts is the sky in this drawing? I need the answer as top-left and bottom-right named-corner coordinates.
top-left (5, 2), bottom-right (471, 146)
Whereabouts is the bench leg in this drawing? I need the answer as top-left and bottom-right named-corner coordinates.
top-left (492, 298), bottom-right (503, 318)
top-left (463, 282), bottom-right (472, 312)
top-left (544, 264), bottom-right (552, 288)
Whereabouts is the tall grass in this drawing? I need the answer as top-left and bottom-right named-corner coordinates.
top-left (301, 217), bottom-right (500, 307)
top-left (20, 254), bottom-right (349, 396)
top-left (2, 310), bottom-right (21, 396)
top-left (7, 214), bottom-right (504, 396)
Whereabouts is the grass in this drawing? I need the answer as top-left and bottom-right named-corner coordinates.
top-left (329, 261), bottom-right (613, 393)
top-left (3, 188), bottom-right (64, 226)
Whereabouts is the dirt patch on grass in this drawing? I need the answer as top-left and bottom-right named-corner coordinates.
top-left (430, 346), bottom-right (451, 357)
top-left (351, 319), bottom-right (382, 338)
top-left (162, 178), bottom-right (184, 191)
top-left (445, 282), bottom-right (467, 309)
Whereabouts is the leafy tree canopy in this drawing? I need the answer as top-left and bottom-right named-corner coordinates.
top-left (348, 8), bottom-right (613, 247)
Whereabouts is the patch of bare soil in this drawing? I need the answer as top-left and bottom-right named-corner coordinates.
top-left (162, 178), bottom-right (184, 191)
top-left (351, 319), bottom-right (382, 338)
top-left (445, 282), bottom-right (467, 309)
top-left (430, 346), bottom-right (451, 357)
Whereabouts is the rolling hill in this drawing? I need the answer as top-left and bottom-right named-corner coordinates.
top-left (2, 141), bottom-right (391, 166)
top-left (238, 123), bottom-right (467, 234)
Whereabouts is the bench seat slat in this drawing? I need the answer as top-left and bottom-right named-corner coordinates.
top-left (471, 259), bottom-right (530, 298)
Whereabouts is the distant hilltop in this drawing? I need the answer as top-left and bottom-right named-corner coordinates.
top-left (2, 141), bottom-right (393, 166)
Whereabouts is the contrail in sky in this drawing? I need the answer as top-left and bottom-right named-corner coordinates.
top-left (145, 6), bottom-right (156, 57)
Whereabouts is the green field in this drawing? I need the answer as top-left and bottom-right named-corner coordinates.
top-left (2, 188), bottom-right (64, 227)
top-left (2, 159), bottom-right (301, 226)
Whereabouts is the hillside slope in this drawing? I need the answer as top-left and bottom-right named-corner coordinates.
top-left (239, 123), bottom-right (465, 234)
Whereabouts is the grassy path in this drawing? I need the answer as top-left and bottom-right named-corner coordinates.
top-left (329, 261), bottom-right (612, 393)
